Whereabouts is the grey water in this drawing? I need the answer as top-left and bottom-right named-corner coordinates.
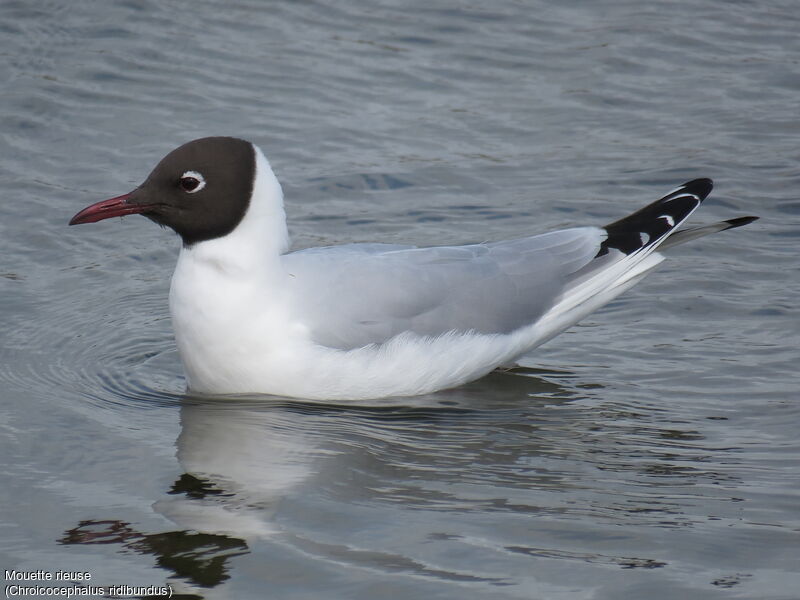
top-left (1, 1), bottom-right (798, 598)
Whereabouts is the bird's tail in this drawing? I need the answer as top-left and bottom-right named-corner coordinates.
top-left (596, 178), bottom-right (758, 255)
top-left (521, 180), bottom-right (757, 353)
top-left (658, 215), bottom-right (759, 250)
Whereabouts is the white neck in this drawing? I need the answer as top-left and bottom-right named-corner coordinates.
top-left (168, 144), bottom-right (296, 391)
top-left (177, 143), bottom-right (290, 276)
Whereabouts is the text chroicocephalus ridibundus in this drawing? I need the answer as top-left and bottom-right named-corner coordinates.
top-left (69, 137), bottom-right (757, 400)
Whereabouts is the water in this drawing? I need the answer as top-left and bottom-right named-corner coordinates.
top-left (1, 1), bottom-right (798, 598)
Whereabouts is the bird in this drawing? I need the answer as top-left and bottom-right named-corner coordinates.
top-left (69, 137), bottom-right (757, 401)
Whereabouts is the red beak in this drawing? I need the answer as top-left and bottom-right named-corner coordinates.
top-left (69, 193), bottom-right (155, 226)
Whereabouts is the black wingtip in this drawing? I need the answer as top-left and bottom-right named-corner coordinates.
top-left (682, 178), bottom-right (714, 200)
top-left (598, 179), bottom-right (712, 257)
top-left (723, 215), bottom-right (759, 230)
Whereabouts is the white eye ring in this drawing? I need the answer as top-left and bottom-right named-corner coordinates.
top-left (180, 170), bottom-right (206, 193)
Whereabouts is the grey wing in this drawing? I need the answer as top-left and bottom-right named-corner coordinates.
top-left (282, 227), bottom-right (604, 349)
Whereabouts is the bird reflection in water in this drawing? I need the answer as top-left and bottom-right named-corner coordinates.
top-left (59, 369), bottom-right (666, 595)
top-left (59, 512), bottom-right (247, 597)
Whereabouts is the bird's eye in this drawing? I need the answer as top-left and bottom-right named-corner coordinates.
top-left (179, 171), bottom-right (206, 193)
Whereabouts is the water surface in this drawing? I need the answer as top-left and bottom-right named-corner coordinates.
top-left (1, 1), bottom-right (798, 598)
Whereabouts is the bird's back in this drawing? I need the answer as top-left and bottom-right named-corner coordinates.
top-left (283, 227), bottom-right (604, 349)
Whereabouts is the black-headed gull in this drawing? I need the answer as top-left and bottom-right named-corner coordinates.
top-left (70, 137), bottom-right (757, 400)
